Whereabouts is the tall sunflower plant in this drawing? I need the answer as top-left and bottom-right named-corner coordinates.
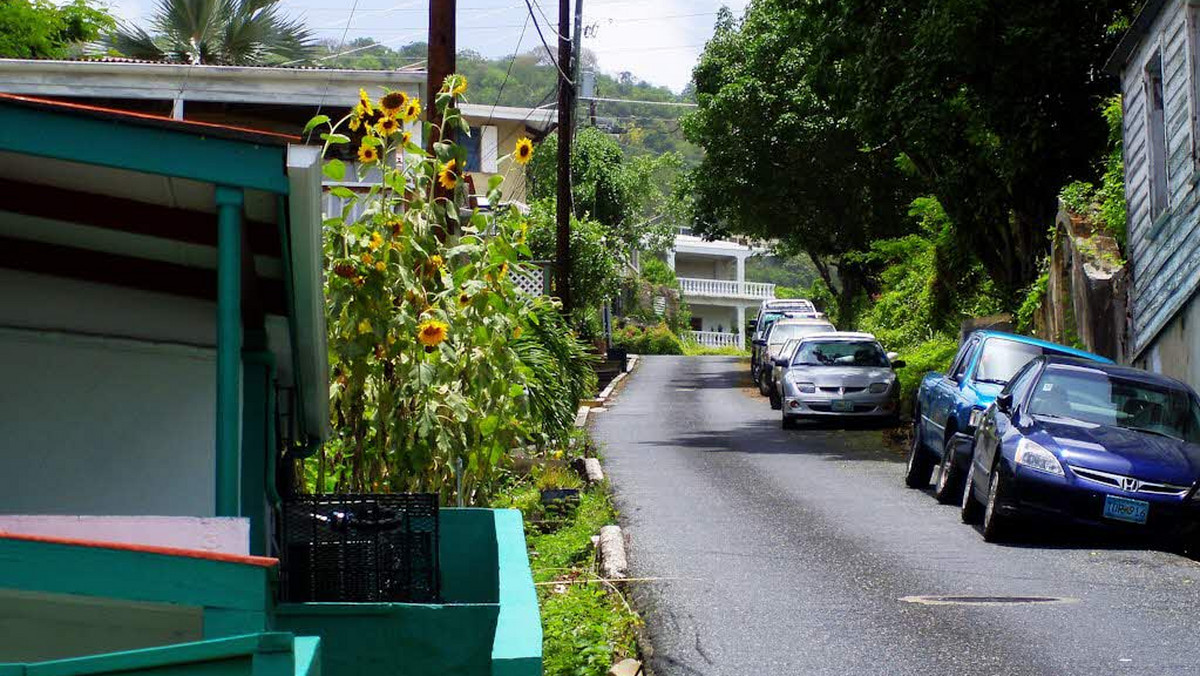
top-left (304, 74), bottom-right (551, 504)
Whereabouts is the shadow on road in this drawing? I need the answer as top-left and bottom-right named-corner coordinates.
top-left (639, 416), bottom-right (907, 465)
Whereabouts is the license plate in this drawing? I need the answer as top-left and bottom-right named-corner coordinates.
top-left (831, 400), bottom-right (855, 412)
top-left (1103, 495), bottom-right (1149, 525)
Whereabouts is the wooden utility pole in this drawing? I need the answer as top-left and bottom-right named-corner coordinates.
top-left (427, 0), bottom-right (456, 149)
top-left (554, 0), bottom-right (574, 313)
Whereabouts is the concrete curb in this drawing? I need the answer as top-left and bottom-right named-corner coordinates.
top-left (573, 405), bottom-right (590, 428)
top-left (577, 457), bottom-right (604, 484)
top-left (598, 524), bottom-right (628, 580)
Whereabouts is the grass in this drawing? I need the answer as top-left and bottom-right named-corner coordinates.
top-left (492, 474), bottom-right (642, 675)
top-left (682, 341), bottom-right (750, 357)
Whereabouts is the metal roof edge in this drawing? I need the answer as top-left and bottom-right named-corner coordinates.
top-left (1104, 0), bottom-right (1169, 75)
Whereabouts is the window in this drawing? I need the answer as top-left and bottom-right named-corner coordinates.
top-left (1028, 366), bottom-right (1200, 443)
top-left (1146, 48), bottom-right (1169, 220)
top-left (458, 126), bottom-right (482, 171)
top-left (793, 340), bottom-right (890, 368)
top-left (949, 338), bottom-right (979, 381)
top-left (454, 125), bottom-right (499, 173)
top-left (1004, 360), bottom-right (1042, 408)
top-left (974, 338), bottom-right (1082, 386)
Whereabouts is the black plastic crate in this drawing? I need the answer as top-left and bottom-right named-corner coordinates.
top-left (279, 493), bottom-right (439, 603)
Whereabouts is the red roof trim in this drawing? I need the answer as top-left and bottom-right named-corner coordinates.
top-left (0, 530), bottom-right (279, 568)
top-left (0, 92), bottom-right (301, 145)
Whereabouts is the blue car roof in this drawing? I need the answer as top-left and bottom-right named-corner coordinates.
top-left (969, 330), bottom-right (1115, 364)
top-left (1041, 355), bottom-right (1195, 391)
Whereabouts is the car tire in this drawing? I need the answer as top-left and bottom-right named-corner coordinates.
top-left (960, 460), bottom-right (984, 523)
top-left (770, 387), bottom-right (782, 410)
top-left (982, 464), bottom-right (1015, 543)
top-left (904, 413), bottom-right (935, 489)
top-left (782, 414), bottom-right (797, 430)
top-left (933, 443), bottom-right (964, 505)
top-left (759, 373), bottom-right (772, 397)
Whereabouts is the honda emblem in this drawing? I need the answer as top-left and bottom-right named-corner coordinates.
top-left (1121, 477), bottom-right (1140, 492)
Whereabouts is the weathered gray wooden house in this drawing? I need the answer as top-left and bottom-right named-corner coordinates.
top-left (1109, 0), bottom-right (1200, 388)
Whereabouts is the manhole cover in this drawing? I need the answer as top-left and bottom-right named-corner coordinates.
top-left (900, 595), bottom-right (1077, 606)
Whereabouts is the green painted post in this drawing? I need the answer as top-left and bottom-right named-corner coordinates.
top-left (216, 186), bottom-right (244, 518)
top-left (242, 329), bottom-right (273, 556)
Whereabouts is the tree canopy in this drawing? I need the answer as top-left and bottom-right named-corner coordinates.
top-left (684, 0), bottom-right (1138, 302)
top-left (106, 0), bottom-right (315, 65)
top-left (0, 0), bottom-right (113, 59)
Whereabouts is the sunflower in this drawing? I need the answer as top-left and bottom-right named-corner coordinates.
top-left (403, 99), bottom-right (422, 123)
top-left (379, 90), bottom-right (407, 116)
top-left (513, 326), bottom-right (523, 339)
top-left (457, 291), bottom-right (471, 307)
top-left (388, 218), bottom-right (404, 236)
top-left (438, 159), bottom-right (459, 191)
top-left (357, 144), bottom-right (379, 164)
top-left (514, 137), bottom-right (534, 165)
top-left (417, 319), bottom-right (449, 347)
top-left (358, 88), bottom-right (373, 114)
top-left (348, 116), bottom-right (362, 132)
top-left (400, 131), bottom-right (412, 146)
top-left (376, 116), bottom-right (400, 136)
top-left (357, 319), bottom-right (373, 335)
top-left (450, 75), bottom-right (468, 96)
top-left (375, 261), bottom-right (386, 272)
top-left (368, 231), bottom-right (384, 250)
top-left (429, 254), bottom-right (445, 270)
top-left (361, 252), bottom-right (374, 266)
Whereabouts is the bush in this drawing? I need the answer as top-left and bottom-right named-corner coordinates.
top-left (611, 322), bottom-right (684, 355)
top-left (895, 335), bottom-right (959, 410)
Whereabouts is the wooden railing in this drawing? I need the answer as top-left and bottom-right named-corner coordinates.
top-left (678, 277), bottom-right (776, 299)
top-left (687, 331), bottom-right (742, 348)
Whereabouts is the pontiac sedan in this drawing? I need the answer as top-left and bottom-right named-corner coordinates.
top-left (778, 332), bottom-right (904, 429)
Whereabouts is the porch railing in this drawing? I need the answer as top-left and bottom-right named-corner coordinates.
top-left (678, 277), bottom-right (776, 299)
top-left (687, 331), bottom-right (742, 349)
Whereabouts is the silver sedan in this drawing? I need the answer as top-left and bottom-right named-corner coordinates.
top-left (777, 332), bottom-right (904, 429)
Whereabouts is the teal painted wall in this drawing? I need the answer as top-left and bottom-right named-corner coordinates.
top-left (0, 633), bottom-right (308, 676)
top-left (438, 509), bottom-right (499, 604)
top-left (489, 510), bottom-right (541, 676)
top-left (275, 604), bottom-right (498, 676)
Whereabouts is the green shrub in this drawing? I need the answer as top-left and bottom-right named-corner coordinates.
top-left (611, 322), bottom-right (683, 355)
top-left (895, 335), bottom-right (959, 411)
top-left (640, 256), bottom-right (678, 287)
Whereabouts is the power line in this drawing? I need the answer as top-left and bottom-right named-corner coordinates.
top-left (580, 95), bottom-right (697, 107)
top-left (311, 0), bottom-right (363, 127)
top-left (523, 0), bottom-right (572, 85)
top-left (487, 11), bottom-right (531, 126)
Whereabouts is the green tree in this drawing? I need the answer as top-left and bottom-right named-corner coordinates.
top-left (106, 0), bottom-right (315, 65)
top-left (683, 5), bottom-right (917, 322)
top-left (0, 0), bottom-right (113, 58)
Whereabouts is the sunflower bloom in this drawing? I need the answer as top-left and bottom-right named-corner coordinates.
top-left (379, 90), bottom-right (407, 115)
top-left (514, 137), bottom-right (534, 165)
top-left (368, 231), bottom-right (384, 250)
top-left (376, 116), bottom-right (400, 136)
top-left (348, 116), bottom-right (362, 132)
top-left (451, 75), bottom-right (468, 96)
top-left (513, 326), bottom-right (523, 339)
top-left (403, 99), bottom-right (422, 123)
top-left (361, 252), bottom-right (374, 266)
top-left (400, 130), bottom-right (413, 146)
top-left (417, 319), bottom-right (449, 347)
top-left (358, 88), bottom-right (373, 114)
top-left (358, 144), bottom-right (379, 164)
top-left (375, 261), bottom-right (386, 272)
top-left (429, 254), bottom-right (445, 270)
top-left (438, 159), bottom-right (459, 191)
top-left (357, 319), bottom-right (373, 334)
top-left (458, 292), bottom-right (471, 307)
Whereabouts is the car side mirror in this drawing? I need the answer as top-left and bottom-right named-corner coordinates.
top-left (748, 319), bottom-right (758, 330)
top-left (753, 339), bottom-right (766, 346)
top-left (773, 356), bottom-right (789, 367)
top-left (886, 351), bottom-right (899, 362)
top-left (996, 392), bottom-right (1014, 413)
top-left (890, 359), bottom-right (906, 369)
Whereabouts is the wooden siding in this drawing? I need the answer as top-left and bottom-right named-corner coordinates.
top-left (1122, 0), bottom-right (1200, 356)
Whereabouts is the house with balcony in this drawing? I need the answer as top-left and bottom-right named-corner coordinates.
top-left (0, 93), bottom-right (540, 676)
top-left (666, 228), bottom-right (774, 349)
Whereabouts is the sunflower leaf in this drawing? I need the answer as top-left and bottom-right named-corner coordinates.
top-left (323, 159), bottom-right (346, 181)
top-left (304, 115), bottom-right (330, 133)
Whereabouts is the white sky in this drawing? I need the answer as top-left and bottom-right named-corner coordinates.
top-left (102, 0), bottom-right (750, 92)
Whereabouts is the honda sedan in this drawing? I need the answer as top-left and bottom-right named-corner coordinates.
top-left (963, 355), bottom-right (1200, 546)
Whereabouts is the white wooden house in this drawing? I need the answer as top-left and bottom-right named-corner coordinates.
top-left (1108, 0), bottom-right (1200, 388)
top-left (666, 227), bottom-right (774, 348)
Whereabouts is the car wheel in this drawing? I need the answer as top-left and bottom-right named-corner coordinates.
top-left (903, 414), bottom-right (935, 489)
top-left (759, 373), bottom-right (772, 397)
top-left (982, 464), bottom-right (1015, 543)
top-left (782, 414), bottom-right (797, 430)
top-left (933, 444), bottom-right (964, 505)
top-left (770, 387), bottom-right (782, 410)
top-left (960, 460), bottom-right (984, 523)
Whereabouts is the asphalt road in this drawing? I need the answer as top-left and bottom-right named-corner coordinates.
top-left (590, 356), bottom-right (1200, 676)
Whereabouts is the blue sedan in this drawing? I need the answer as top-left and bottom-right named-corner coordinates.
top-left (963, 355), bottom-right (1200, 545)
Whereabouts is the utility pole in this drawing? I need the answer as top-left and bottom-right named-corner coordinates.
top-left (554, 0), bottom-right (575, 313)
top-left (428, 0), bottom-right (455, 239)
top-left (427, 0), bottom-right (455, 149)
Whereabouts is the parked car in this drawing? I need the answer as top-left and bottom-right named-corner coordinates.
top-left (749, 299), bottom-right (824, 383)
top-left (757, 317), bottom-right (836, 395)
top-left (768, 338), bottom-right (804, 410)
top-left (778, 332), bottom-right (904, 429)
top-left (905, 331), bottom-right (1112, 504)
top-left (961, 356), bottom-right (1200, 546)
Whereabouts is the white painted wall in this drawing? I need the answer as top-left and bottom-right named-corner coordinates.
top-left (0, 269), bottom-right (229, 517)
top-left (688, 304), bottom-right (739, 333)
top-left (0, 516), bottom-right (249, 554)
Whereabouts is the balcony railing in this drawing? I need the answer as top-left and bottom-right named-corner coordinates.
top-left (678, 277), bottom-right (776, 299)
top-left (687, 331), bottom-right (742, 349)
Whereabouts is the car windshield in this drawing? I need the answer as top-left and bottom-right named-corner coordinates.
top-left (1028, 367), bottom-right (1200, 443)
top-left (756, 312), bottom-right (786, 339)
top-left (793, 340), bottom-right (889, 367)
top-left (768, 323), bottom-right (835, 345)
top-left (974, 338), bottom-right (1077, 385)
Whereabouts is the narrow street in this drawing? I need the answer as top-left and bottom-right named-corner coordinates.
top-left (592, 356), bottom-right (1200, 676)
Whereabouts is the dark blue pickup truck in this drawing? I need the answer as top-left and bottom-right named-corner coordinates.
top-left (904, 330), bottom-right (1112, 503)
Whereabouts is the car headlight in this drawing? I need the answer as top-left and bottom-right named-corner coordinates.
top-left (968, 407), bottom-right (986, 429)
top-left (785, 373), bottom-right (816, 393)
top-left (1015, 438), bottom-right (1064, 476)
top-left (869, 382), bottom-right (890, 394)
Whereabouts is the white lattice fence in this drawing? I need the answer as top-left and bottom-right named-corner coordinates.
top-left (512, 266), bottom-right (545, 296)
